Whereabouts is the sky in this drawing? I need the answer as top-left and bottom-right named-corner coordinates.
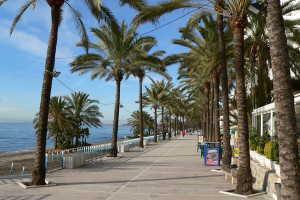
top-left (0, 0), bottom-right (200, 124)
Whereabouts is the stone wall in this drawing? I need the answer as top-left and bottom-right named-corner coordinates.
top-left (250, 160), bottom-right (280, 200)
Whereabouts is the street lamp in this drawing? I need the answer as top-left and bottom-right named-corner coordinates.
top-left (52, 71), bottom-right (61, 77)
top-left (248, 2), bottom-right (263, 15)
top-left (45, 70), bottom-right (61, 77)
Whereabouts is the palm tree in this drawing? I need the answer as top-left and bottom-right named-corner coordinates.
top-left (220, 0), bottom-right (254, 194)
top-left (70, 21), bottom-right (155, 157)
top-left (214, 0), bottom-right (231, 168)
top-left (0, 0), bottom-right (122, 185)
top-left (265, 0), bottom-right (300, 199)
top-left (64, 92), bottom-right (103, 146)
top-left (155, 80), bottom-right (173, 140)
top-left (143, 80), bottom-right (170, 142)
top-left (33, 96), bottom-right (74, 150)
top-left (131, 44), bottom-right (170, 147)
top-left (127, 110), bottom-right (154, 136)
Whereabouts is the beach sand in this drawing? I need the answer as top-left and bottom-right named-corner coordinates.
top-left (0, 141), bottom-right (112, 176)
top-left (0, 150), bottom-right (36, 176)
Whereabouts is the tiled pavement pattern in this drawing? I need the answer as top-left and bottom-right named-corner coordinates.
top-left (0, 135), bottom-right (272, 200)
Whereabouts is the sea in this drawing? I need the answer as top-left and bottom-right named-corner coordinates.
top-left (0, 123), bottom-right (133, 154)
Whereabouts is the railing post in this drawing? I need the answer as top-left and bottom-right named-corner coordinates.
top-left (45, 153), bottom-right (48, 173)
top-left (9, 162), bottom-right (13, 175)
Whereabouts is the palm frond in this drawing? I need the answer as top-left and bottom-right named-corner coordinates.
top-left (10, 0), bottom-right (36, 35)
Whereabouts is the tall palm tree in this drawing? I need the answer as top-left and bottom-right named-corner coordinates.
top-left (64, 92), bottom-right (103, 146)
top-left (216, 0), bottom-right (231, 168)
top-left (70, 21), bottom-right (155, 157)
top-left (33, 96), bottom-right (74, 150)
top-left (131, 44), bottom-right (169, 147)
top-left (0, 0), bottom-right (120, 186)
top-left (265, 0), bottom-right (300, 199)
top-left (220, 0), bottom-right (254, 194)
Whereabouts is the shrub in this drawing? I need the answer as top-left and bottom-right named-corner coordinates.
top-left (257, 145), bottom-right (263, 155)
top-left (257, 133), bottom-right (271, 155)
top-left (274, 137), bottom-right (280, 164)
top-left (264, 141), bottom-right (276, 161)
top-left (249, 128), bottom-right (259, 151)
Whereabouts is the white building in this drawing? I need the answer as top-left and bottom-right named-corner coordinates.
top-left (252, 93), bottom-right (300, 136)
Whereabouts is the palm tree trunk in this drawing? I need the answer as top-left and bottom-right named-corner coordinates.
top-left (182, 115), bottom-right (185, 133)
top-left (205, 82), bottom-right (210, 141)
top-left (166, 110), bottom-right (168, 137)
top-left (139, 77), bottom-right (144, 147)
top-left (210, 81), bottom-right (214, 142)
top-left (174, 115), bottom-right (176, 136)
top-left (55, 133), bottom-right (58, 150)
top-left (266, 1), bottom-right (300, 199)
top-left (176, 114), bottom-right (179, 136)
top-left (234, 27), bottom-right (253, 194)
top-left (154, 106), bottom-right (158, 142)
top-left (169, 112), bottom-right (172, 139)
top-left (202, 102), bottom-right (206, 138)
top-left (213, 72), bottom-right (220, 145)
top-left (31, 5), bottom-right (61, 186)
top-left (217, 0), bottom-right (231, 168)
top-left (162, 107), bottom-right (165, 140)
top-left (110, 78), bottom-right (122, 157)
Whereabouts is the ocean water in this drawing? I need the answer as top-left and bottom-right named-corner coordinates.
top-left (0, 123), bottom-right (133, 153)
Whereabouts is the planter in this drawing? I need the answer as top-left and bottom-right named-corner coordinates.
top-left (254, 152), bottom-right (261, 161)
top-left (256, 154), bottom-right (266, 166)
top-left (264, 158), bottom-right (275, 170)
top-left (274, 164), bottom-right (280, 177)
top-left (250, 150), bottom-right (257, 160)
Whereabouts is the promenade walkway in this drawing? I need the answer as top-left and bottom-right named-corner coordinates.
top-left (0, 134), bottom-right (271, 200)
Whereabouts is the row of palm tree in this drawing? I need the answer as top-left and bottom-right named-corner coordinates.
top-left (132, 0), bottom-right (300, 198)
top-left (33, 92), bottom-right (103, 149)
top-left (70, 21), bottom-right (170, 154)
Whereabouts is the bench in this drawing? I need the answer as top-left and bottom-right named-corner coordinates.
top-left (221, 167), bottom-right (238, 184)
top-left (197, 143), bottom-right (204, 157)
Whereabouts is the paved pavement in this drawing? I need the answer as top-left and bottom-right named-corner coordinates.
top-left (0, 134), bottom-right (271, 200)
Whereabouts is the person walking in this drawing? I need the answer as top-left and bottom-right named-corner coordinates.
top-left (182, 131), bottom-right (185, 137)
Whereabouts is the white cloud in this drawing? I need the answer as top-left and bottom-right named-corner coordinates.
top-left (0, 106), bottom-right (19, 112)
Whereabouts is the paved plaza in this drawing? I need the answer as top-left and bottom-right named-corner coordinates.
top-left (0, 135), bottom-right (271, 200)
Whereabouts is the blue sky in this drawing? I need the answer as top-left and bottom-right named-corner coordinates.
top-left (0, 0), bottom-right (198, 124)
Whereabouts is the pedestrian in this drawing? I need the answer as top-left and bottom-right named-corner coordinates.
top-left (182, 130), bottom-right (185, 137)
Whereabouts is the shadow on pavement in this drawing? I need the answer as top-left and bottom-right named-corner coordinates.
top-left (57, 174), bottom-right (223, 186)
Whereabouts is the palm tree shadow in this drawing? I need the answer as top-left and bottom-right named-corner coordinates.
top-left (57, 174), bottom-right (223, 186)
top-left (1, 194), bottom-right (52, 200)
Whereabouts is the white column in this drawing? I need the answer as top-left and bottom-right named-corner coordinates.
top-left (261, 113), bottom-right (263, 136)
top-left (270, 111), bottom-right (274, 137)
